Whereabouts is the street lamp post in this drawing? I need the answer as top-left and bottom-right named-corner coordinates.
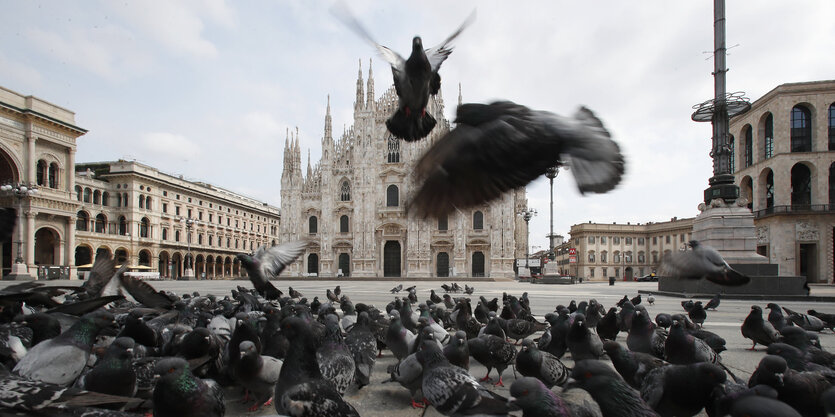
top-left (1, 182), bottom-right (38, 280)
top-left (178, 216), bottom-right (196, 280)
top-left (518, 208), bottom-right (537, 277)
top-left (544, 163), bottom-right (563, 263)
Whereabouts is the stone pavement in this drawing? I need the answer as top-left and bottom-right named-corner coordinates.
top-left (5, 279), bottom-right (835, 417)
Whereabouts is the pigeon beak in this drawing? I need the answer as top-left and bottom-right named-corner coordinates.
top-left (126, 348), bottom-right (134, 354)
top-left (507, 396), bottom-right (516, 407)
top-left (563, 378), bottom-right (578, 390)
top-left (775, 373), bottom-right (784, 386)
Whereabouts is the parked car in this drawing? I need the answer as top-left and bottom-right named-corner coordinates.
top-left (636, 273), bottom-right (658, 282)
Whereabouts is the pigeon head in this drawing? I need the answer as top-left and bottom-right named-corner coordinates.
top-left (750, 305), bottom-right (763, 315)
top-left (688, 240), bottom-right (700, 249)
top-left (154, 357), bottom-right (190, 378)
top-left (508, 377), bottom-right (551, 409)
top-left (695, 363), bottom-right (727, 385)
top-left (239, 340), bottom-right (257, 357)
top-left (412, 36), bottom-right (423, 50)
top-left (415, 339), bottom-right (446, 367)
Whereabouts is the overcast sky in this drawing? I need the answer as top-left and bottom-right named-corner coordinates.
top-left (2, 1), bottom-right (833, 252)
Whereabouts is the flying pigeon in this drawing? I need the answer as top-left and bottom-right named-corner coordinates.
top-left (237, 240), bottom-right (308, 300)
top-left (661, 240), bottom-right (751, 286)
top-left (408, 101), bottom-right (625, 218)
top-left (332, 1), bottom-right (475, 141)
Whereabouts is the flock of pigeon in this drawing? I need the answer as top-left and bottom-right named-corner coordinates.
top-left (0, 235), bottom-right (834, 417)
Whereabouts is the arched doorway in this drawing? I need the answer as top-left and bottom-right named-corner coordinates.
top-left (138, 250), bottom-right (151, 267)
top-left (624, 266), bottom-right (634, 281)
top-left (436, 252), bottom-right (450, 277)
top-left (195, 254), bottom-right (205, 279)
top-left (158, 251), bottom-right (170, 279)
top-left (34, 228), bottom-right (58, 265)
top-left (171, 253), bottom-right (183, 279)
top-left (95, 247), bottom-right (112, 261)
top-left (472, 251), bottom-right (485, 277)
top-left (791, 164), bottom-right (812, 208)
top-left (114, 248), bottom-right (128, 265)
top-left (307, 253), bottom-right (319, 276)
top-left (383, 241), bottom-right (401, 277)
top-left (338, 253), bottom-right (350, 277)
top-left (75, 245), bottom-right (93, 267)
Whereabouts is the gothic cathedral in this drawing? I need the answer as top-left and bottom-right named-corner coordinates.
top-left (279, 60), bottom-right (527, 278)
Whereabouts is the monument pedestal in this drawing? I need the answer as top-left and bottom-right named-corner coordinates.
top-left (180, 267), bottom-right (196, 280)
top-left (4, 263), bottom-right (34, 281)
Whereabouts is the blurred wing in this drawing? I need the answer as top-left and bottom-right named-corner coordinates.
top-left (46, 295), bottom-right (125, 316)
top-left (661, 250), bottom-right (709, 280)
top-left (425, 10), bottom-right (476, 72)
top-left (330, 0), bottom-right (405, 72)
top-left (80, 254), bottom-right (116, 297)
top-left (118, 274), bottom-right (172, 309)
top-left (257, 239), bottom-right (309, 278)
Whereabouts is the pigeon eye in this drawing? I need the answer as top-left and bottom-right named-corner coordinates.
top-left (584, 371), bottom-right (592, 379)
top-left (168, 367), bottom-right (175, 373)
top-left (522, 389), bottom-right (529, 396)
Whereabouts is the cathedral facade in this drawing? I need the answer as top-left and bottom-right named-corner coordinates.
top-left (279, 61), bottom-right (527, 278)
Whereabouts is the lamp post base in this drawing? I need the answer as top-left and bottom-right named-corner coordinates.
top-left (180, 268), bottom-right (196, 280)
top-left (4, 263), bottom-right (34, 281)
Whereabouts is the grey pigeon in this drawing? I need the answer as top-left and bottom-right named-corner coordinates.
top-left (316, 315), bottom-right (355, 395)
top-left (782, 306), bottom-right (825, 332)
top-left (442, 330), bottom-right (470, 370)
top-left (765, 303), bottom-right (790, 331)
top-left (506, 317), bottom-right (548, 344)
top-left (14, 310), bottom-right (116, 385)
top-left (808, 309), bottom-right (835, 331)
top-left (567, 314), bottom-right (604, 361)
top-left (237, 240), bottom-right (308, 300)
top-left (237, 340), bottom-right (282, 411)
top-left (515, 339), bottom-right (570, 388)
top-left (408, 101), bottom-right (625, 218)
top-left (640, 362), bottom-right (726, 417)
top-left (0, 371), bottom-right (140, 412)
top-left (688, 301), bottom-right (707, 327)
top-left (566, 359), bottom-right (660, 417)
top-left (332, 2), bottom-right (475, 141)
top-left (603, 340), bottom-right (668, 390)
top-left (387, 351), bottom-right (425, 408)
top-left (468, 333), bottom-right (517, 387)
top-left (345, 311), bottom-right (378, 388)
top-left (385, 310), bottom-right (417, 361)
top-left (741, 305), bottom-right (780, 350)
top-left (705, 294), bottom-right (720, 310)
top-left (661, 240), bottom-right (750, 286)
top-left (665, 319), bottom-right (720, 366)
top-left (509, 376), bottom-right (574, 417)
top-left (626, 310), bottom-right (666, 359)
top-left (748, 355), bottom-right (831, 417)
top-left (417, 340), bottom-right (511, 416)
top-left (152, 357), bottom-right (224, 417)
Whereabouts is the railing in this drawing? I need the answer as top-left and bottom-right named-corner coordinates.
top-left (753, 204), bottom-right (834, 218)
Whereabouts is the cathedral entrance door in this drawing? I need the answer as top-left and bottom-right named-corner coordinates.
top-left (338, 253), bottom-right (350, 277)
top-left (384, 241), bottom-right (401, 277)
top-left (472, 251), bottom-right (485, 277)
top-left (436, 252), bottom-right (449, 277)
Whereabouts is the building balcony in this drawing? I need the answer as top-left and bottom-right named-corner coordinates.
top-left (753, 204), bottom-right (834, 219)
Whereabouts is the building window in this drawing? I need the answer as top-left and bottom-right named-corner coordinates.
top-left (791, 105), bottom-right (812, 152)
top-left (340, 215), bottom-right (349, 233)
top-left (140, 218), bottom-right (150, 238)
top-left (102, 192), bottom-right (109, 206)
top-left (766, 170), bottom-right (775, 208)
top-left (119, 216), bottom-right (128, 235)
top-left (309, 216), bottom-right (318, 234)
top-left (84, 188), bottom-right (92, 203)
top-left (625, 237), bottom-right (632, 245)
top-left (791, 164), bottom-right (812, 208)
top-left (75, 186), bottom-right (83, 201)
top-left (638, 237), bottom-right (645, 245)
top-left (600, 251), bottom-right (607, 263)
top-left (613, 252), bottom-right (620, 263)
top-left (122, 193), bottom-right (128, 207)
top-left (589, 268), bottom-right (595, 278)
top-left (76, 211), bottom-right (88, 231)
top-left (613, 237), bottom-right (620, 244)
top-left (638, 252), bottom-right (645, 263)
top-left (48, 163), bottom-right (58, 188)
top-left (162, 228), bottom-right (168, 240)
top-left (208, 235), bottom-right (213, 246)
top-left (680, 234), bottom-right (685, 242)
top-left (163, 203), bottom-right (168, 213)
top-left (175, 206), bottom-right (181, 216)
top-left (665, 235), bottom-right (671, 244)
top-left (36, 160), bottom-right (46, 186)
top-left (588, 236), bottom-right (595, 244)
top-left (175, 230), bottom-right (181, 242)
top-left (139, 195), bottom-right (144, 209)
top-left (588, 252), bottom-right (595, 262)
top-left (473, 211), bottom-right (484, 230)
top-left (575, 238), bottom-right (580, 245)
top-left (625, 251), bottom-right (632, 263)
top-left (829, 104), bottom-right (835, 151)
top-left (438, 215), bottom-right (448, 231)
top-left (387, 136), bottom-right (400, 163)
top-left (340, 181), bottom-right (351, 201)
top-left (652, 236), bottom-right (657, 245)
top-left (116, 193), bottom-right (122, 207)
top-left (652, 252), bottom-right (658, 263)
top-left (764, 113), bottom-right (774, 159)
top-left (602, 268), bottom-right (608, 277)
top-left (95, 214), bottom-right (106, 233)
top-left (386, 185), bottom-right (399, 207)
top-left (744, 124), bottom-right (753, 167)
top-left (145, 197), bottom-right (152, 210)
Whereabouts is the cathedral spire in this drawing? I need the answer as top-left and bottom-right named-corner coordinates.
top-left (458, 83), bottom-right (463, 107)
top-left (307, 148), bottom-right (312, 178)
top-left (324, 95), bottom-right (332, 141)
top-left (355, 59), bottom-right (364, 112)
top-left (366, 58), bottom-right (375, 110)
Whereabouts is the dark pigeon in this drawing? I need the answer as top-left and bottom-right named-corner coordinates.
top-left (665, 319), bottom-right (721, 367)
top-left (783, 306), bottom-right (825, 332)
top-left (566, 359), bottom-right (660, 417)
top-left (346, 311), bottom-right (378, 388)
top-left (509, 376), bottom-right (574, 417)
top-left (385, 310), bottom-right (417, 361)
top-left (567, 314), bottom-right (604, 361)
top-left (626, 310), bottom-right (666, 359)
top-left (443, 330), bottom-right (470, 370)
top-left (640, 362), bottom-right (726, 417)
top-left (408, 101), bottom-right (624, 218)
top-left (316, 315), bottom-right (355, 395)
top-left (766, 303), bottom-right (790, 331)
top-left (597, 307), bottom-right (620, 341)
top-left (237, 340), bottom-right (282, 411)
top-left (515, 338), bottom-right (569, 388)
top-left (332, 2), bottom-right (474, 141)
top-left (506, 317), bottom-right (547, 344)
top-left (82, 337), bottom-right (137, 398)
top-left (152, 357), bottom-right (224, 417)
top-left (237, 240), bottom-right (308, 300)
top-left (468, 333), bottom-right (517, 387)
top-left (705, 294), bottom-right (721, 310)
top-left (390, 284), bottom-right (403, 294)
top-left (14, 310), bottom-right (116, 385)
top-left (807, 309), bottom-right (835, 331)
top-left (688, 301), bottom-right (707, 328)
top-left (741, 305), bottom-right (780, 350)
top-left (661, 240), bottom-right (750, 286)
top-left (748, 354), bottom-right (831, 417)
top-left (603, 340), bottom-right (668, 390)
top-left (417, 340), bottom-right (511, 416)
top-left (0, 371), bottom-right (140, 412)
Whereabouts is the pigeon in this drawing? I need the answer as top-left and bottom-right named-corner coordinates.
top-left (237, 340), bottom-right (282, 411)
top-left (626, 310), bottom-right (666, 359)
top-left (688, 301), bottom-right (707, 328)
top-left (567, 314), bottom-right (604, 361)
top-left (630, 294), bottom-right (642, 306)
top-left (82, 337), bottom-right (137, 398)
top-left (748, 355), bottom-right (831, 417)
top-left (705, 294), bottom-right (721, 310)
top-left (782, 306), bottom-right (825, 332)
top-left (640, 362), bottom-right (726, 417)
top-left (443, 330), bottom-right (470, 370)
top-left (14, 310), bottom-right (117, 386)
top-left (237, 240), bottom-right (308, 300)
top-left (654, 313), bottom-right (672, 330)
top-left (681, 299), bottom-right (695, 312)
top-left (807, 309), bottom-right (835, 330)
top-left (665, 319), bottom-right (720, 366)
top-left (417, 340), bottom-right (511, 416)
top-left (741, 305), bottom-right (780, 350)
top-left (345, 311), bottom-right (378, 388)
top-left (385, 310), bottom-right (417, 361)
top-left (468, 333), bottom-right (517, 387)
top-left (596, 307), bottom-right (620, 341)
top-left (515, 338), bottom-right (570, 388)
top-left (152, 357), bottom-right (224, 417)
top-left (603, 340), bottom-right (668, 390)
top-left (661, 240), bottom-right (750, 286)
top-left (726, 393), bottom-right (802, 417)
top-left (766, 342), bottom-right (835, 379)
top-left (316, 315), bottom-right (355, 395)
top-left (566, 359), bottom-right (660, 417)
top-left (506, 317), bottom-right (548, 344)
top-left (387, 351), bottom-right (426, 408)
top-left (408, 101), bottom-right (624, 218)
top-left (509, 377), bottom-right (574, 417)
top-left (647, 296), bottom-right (655, 306)
top-left (332, 1), bottom-right (475, 141)
top-left (0, 371), bottom-right (140, 412)
top-left (390, 284), bottom-right (403, 293)
top-left (765, 303), bottom-right (790, 331)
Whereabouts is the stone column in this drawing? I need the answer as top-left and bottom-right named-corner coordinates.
top-left (25, 211), bottom-right (35, 268)
top-left (66, 216), bottom-right (76, 279)
top-left (66, 148), bottom-right (75, 194)
top-left (26, 132), bottom-right (36, 184)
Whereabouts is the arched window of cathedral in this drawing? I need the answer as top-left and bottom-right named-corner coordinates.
top-left (340, 215), bottom-right (349, 233)
top-left (146, 196), bottom-right (152, 210)
top-left (341, 181), bottom-right (351, 201)
top-left (119, 216), bottom-right (128, 236)
top-left (116, 193), bottom-right (122, 207)
top-left (472, 211), bottom-right (484, 230)
top-left (387, 136), bottom-right (400, 163)
top-left (438, 215), bottom-right (448, 231)
top-left (140, 217), bottom-right (150, 238)
top-left (162, 228), bottom-right (168, 240)
top-left (139, 195), bottom-right (145, 209)
top-left (93, 190), bottom-right (101, 205)
top-left (309, 216), bottom-right (318, 234)
top-left (95, 214), bottom-right (106, 233)
top-left (102, 192), bottom-right (109, 206)
top-left (76, 211), bottom-right (89, 231)
top-left (791, 105), bottom-right (812, 152)
top-left (386, 185), bottom-right (399, 207)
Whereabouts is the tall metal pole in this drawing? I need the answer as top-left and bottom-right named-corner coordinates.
top-left (544, 164), bottom-right (561, 257)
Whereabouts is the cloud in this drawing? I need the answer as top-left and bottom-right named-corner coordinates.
top-left (0, 52), bottom-right (43, 89)
top-left (139, 132), bottom-right (202, 160)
